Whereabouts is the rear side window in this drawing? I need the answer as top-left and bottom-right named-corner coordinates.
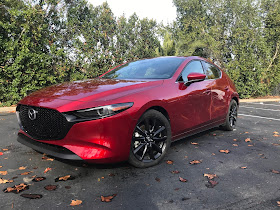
top-left (203, 62), bottom-right (221, 79)
top-left (180, 61), bottom-right (204, 82)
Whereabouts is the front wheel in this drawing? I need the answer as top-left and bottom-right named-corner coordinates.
top-left (222, 99), bottom-right (238, 131)
top-left (128, 110), bottom-right (171, 168)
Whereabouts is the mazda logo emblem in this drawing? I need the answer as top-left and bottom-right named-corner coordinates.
top-left (28, 108), bottom-right (38, 120)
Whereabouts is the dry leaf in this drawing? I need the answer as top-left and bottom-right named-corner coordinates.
top-left (20, 171), bottom-right (32, 175)
top-left (274, 134), bottom-right (280, 137)
top-left (245, 132), bottom-right (249, 134)
top-left (70, 199), bottom-right (82, 206)
top-left (0, 178), bottom-right (13, 184)
top-left (273, 131), bottom-right (279, 134)
top-left (2, 149), bottom-right (8, 151)
top-left (166, 160), bottom-right (173, 164)
top-left (44, 168), bottom-right (51, 173)
top-left (233, 139), bottom-right (237, 141)
top-left (204, 173), bottom-right (217, 180)
top-left (19, 166), bottom-right (26, 170)
top-left (212, 153), bottom-right (216, 155)
top-left (190, 142), bottom-right (198, 145)
top-left (171, 170), bottom-right (180, 174)
top-left (55, 175), bottom-right (75, 182)
top-left (277, 201), bottom-right (280, 207)
top-left (206, 180), bottom-right (218, 188)
top-left (179, 177), bottom-right (187, 182)
top-left (213, 133), bottom-right (217, 136)
top-left (271, 169), bottom-right (280, 174)
top-left (189, 160), bottom-right (202, 165)
top-left (20, 194), bottom-right (42, 199)
top-left (32, 177), bottom-right (46, 182)
top-left (240, 166), bottom-right (247, 169)
top-left (155, 177), bottom-right (160, 182)
top-left (0, 171), bottom-right (7, 175)
top-left (233, 144), bottom-right (238, 146)
top-left (0, 166), bottom-right (2, 168)
top-left (3, 183), bottom-right (29, 193)
top-left (44, 185), bottom-right (57, 191)
top-left (219, 149), bottom-right (230, 154)
top-left (101, 194), bottom-right (117, 202)
top-left (65, 186), bottom-right (71, 189)
top-left (272, 143), bottom-right (280, 146)
top-left (108, 173), bottom-right (115, 177)
top-left (248, 144), bottom-right (254, 147)
top-left (245, 138), bottom-right (251, 142)
top-left (42, 156), bottom-right (54, 161)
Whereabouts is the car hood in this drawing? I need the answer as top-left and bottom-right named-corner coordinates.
top-left (19, 79), bottom-right (163, 111)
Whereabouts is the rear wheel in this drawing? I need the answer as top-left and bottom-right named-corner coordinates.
top-left (222, 99), bottom-right (238, 131)
top-left (128, 110), bottom-right (171, 168)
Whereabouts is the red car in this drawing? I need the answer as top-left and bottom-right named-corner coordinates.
top-left (16, 56), bottom-right (239, 168)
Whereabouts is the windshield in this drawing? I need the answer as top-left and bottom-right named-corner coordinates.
top-left (101, 57), bottom-right (185, 79)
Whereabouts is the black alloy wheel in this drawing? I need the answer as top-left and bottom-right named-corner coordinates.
top-left (222, 99), bottom-right (238, 131)
top-left (128, 110), bottom-right (171, 168)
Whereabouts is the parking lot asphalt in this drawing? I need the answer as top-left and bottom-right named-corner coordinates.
top-left (0, 101), bottom-right (280, 210)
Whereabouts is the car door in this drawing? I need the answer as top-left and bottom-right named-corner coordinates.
top-left (202, 61), bottom-right (228, 122)
top-left (174, 60), bottom-right (213, 136)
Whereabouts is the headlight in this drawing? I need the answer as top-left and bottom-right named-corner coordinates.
top-left (63, 102), bottom-right (134, 122)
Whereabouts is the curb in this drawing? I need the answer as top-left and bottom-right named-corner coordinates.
top-left (240, 98), bottom-right (280, 103)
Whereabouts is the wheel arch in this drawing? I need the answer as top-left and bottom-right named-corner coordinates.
top-left (146, 106), bottom-right (170, 122)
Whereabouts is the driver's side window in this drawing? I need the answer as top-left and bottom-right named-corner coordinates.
top-left (180, 61), bottom-right (204, 82)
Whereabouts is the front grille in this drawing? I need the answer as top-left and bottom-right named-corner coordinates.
top-left (17, 105), bottom-right (72, 140)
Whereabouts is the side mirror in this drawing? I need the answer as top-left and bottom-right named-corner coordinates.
top-left (185, 72), bottom-right (206, 86)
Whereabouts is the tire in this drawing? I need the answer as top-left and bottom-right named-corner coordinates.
top-left (128, 110), bottom-right (171, 168)
top-left (222, 99), bottom-right (238, 131)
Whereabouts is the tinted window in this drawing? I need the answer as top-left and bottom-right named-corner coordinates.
top-left (203, 62), bottom-right (221, 79)
top-left (180, 61), bottom-right (204, 82)
top-left (102, 57), bottom-right (185, 79)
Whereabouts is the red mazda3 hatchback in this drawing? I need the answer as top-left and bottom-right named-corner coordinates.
top-left (16, 56), bottom-right (239, 167)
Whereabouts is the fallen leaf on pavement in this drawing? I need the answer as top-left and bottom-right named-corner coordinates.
top-left (108, 173), bottom-right (115, 177)
top-left (166, 160), bottom-right (173, 164)
top-left (274, 134), bottom-right (280, 137)
top-left (2, 149), bottom-right (8, 151)
top-left (206, 180), bottom-right (218, 188)
top-left (19, 166), bottom-right (27, 170)
top-left (101, 194), bottom-right (117, 202)
top-left (171, 170), bottom-right (180, 174)
top-left (189, 160), bottom-right (202, 165)
top-left (20, 171), bottom-right (32, 175)
top-left (55, 175), bottom-right (75, 182)
top-left (32, 177), bottom-right (46, 182)
top-left (155, 177), bottom-right (160, 182)
top-left (233, 139), bottom-right (237, 141)
top-left (277, 201), bottom-right (280, 207)
top-left (0, 171), bottom-right (7, 175)
top-left (0, 178), bottom-right (14, 184)
top-left (190, 142), bottom-right (198, 145)
top-left (70, 199), bottom-right (82, 206)
top-left (65, 186), bottom-right (71, 189)
top-left (272, 143), bottom-right (280, 146)
top-left (248, 144), bottom-right (254, 147)
top-left (3, 183), bottom-right (29, 193)
top-left (233, 144), bottom-right (238, 146)
top-left (20, 194), bottom-right (42, 199)
top-left (271, 169), bottom-right (280, 174)
top-left (42, 156), bottom-right (54, 161)
top-left (44, 168), bottom-right (51, 173)
top-left (44, 185), bottom-right (57, 191)
top-left (179, 177), bottom-right (187, 182)
top-left (219, 149), bottom-right (230, 154)
top-left (204, 173), bottom-right (217, 180)
top-left (213, 133), bottom-right (217, 136)
top-left (245, 138), bottom-right (251, 142)
top-left (240, 166), bottom-right (247, 169)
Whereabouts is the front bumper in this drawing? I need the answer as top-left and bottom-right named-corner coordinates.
top-left (17, 111), bottom-right (136, 164)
